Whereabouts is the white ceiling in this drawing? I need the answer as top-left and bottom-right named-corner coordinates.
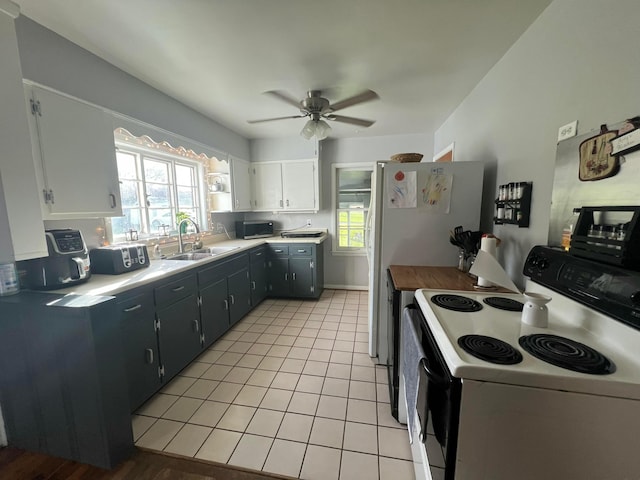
top-left (15, 0), bottom-right (551, 140)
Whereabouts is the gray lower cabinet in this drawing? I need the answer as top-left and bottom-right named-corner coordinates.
top-left (228, 266), bottom-right (252, 325)
top-left (117, 288), bottom-right (160, 412)
top-left (199, 277), bottom-right (229, 348)
top-left (198, 252), bottom-right (252, 346)
top-left (250, 246), bottom-right (269, 306)
top-left (267, 243), bottom-right (324, 298)
top-left (0, 292), bottom-right (133, 469)
top-left (154, 272), bottom-right (201, 382)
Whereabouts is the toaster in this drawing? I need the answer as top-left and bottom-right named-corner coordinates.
top-left (90, 245), bottom-right (150, 275)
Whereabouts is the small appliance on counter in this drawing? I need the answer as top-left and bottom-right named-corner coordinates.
top-left (235, 220), bottom-right (274, 239)
top-left (280, 229), bottom-right (325, 238)
top-left (16, 229), bottom-right (91, 290)
top-left (89, 245), bottom-right (150, 274)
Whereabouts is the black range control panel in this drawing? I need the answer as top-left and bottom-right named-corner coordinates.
top-left (524, 245), bottom-right (640, 330)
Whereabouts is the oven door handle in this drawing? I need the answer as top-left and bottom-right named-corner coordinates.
top-left (420, 358), bottom-right (450, 389)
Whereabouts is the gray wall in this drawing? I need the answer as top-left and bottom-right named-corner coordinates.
top-left (434, 0), bottom-right (640, 287)
top-left (15, 16), bottom-right (249, 160)
top-left (249, 134), bottom-right (432, 288)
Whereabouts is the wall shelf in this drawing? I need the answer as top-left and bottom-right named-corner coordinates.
top-left (493, 181), bottom-right (532, 228)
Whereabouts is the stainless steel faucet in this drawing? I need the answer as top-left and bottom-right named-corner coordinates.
top-left (177, 218), bottom-right (201, 253)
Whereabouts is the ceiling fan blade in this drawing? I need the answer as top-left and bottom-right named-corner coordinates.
top-left (264, 90), bottom-right (302, 108)
top-left (325, 114), bottom-right (375, 127)
top-left (247, 115), bottom-right (306, 124)
top-left (329, 90), bottom-right (379, 112)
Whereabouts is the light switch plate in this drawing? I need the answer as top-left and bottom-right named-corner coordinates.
top-left (558, 120), bottom-right (578, 142)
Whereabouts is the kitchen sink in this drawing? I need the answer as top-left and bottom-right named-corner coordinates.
top-left (165, 252), bottom-right (215, 261)
top-left (193, 245), bottom-right (240, 254)
top-left (166, 245), bottom-right (240, 261)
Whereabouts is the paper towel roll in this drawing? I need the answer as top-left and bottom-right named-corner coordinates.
top-left (477, 235), bottom-right (498, 287)
top-left (469, 249), bottom-right (520, 292)
top-left (480, 235), bottom-right (497, 257)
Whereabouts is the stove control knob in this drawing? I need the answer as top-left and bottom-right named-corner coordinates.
top-left (527, 255), bottom-right (540, 267)
top-left (630, 291), bottom-right (640, 306)
top-left (538, 259), bottom-right (549, 270)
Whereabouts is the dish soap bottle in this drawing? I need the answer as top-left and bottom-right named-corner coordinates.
top-left (561, 208), bottom-right (581, 251)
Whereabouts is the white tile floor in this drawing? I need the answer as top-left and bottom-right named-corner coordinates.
top-left (132, 289), bottom-right (415, 480)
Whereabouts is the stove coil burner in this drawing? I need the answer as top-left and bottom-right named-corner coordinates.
top-left (458, 335), bottom-right (523, 365)
top-left (431, 294), bottom-right (483, 312)
top-left (519, 334), bottom-right (616, 375)
top-left (483, 297), bottom-right (524, 312)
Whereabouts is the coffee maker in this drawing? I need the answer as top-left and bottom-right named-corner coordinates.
top-left (17, 229), bottom-right (91, 290)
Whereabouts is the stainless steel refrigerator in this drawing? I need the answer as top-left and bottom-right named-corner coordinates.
top-left (366, 160), bottom-right (484, 364)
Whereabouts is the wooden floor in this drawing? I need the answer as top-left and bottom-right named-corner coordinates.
top-left (0, 447), bottom-right (294, 480)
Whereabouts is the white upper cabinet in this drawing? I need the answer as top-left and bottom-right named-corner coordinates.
top-left (230, 156), bottom-right (252, 211)
top-left (251, 162), bottom-right (283, 211)
top-left (0, 10), bottom-right (47, 261)
top-left (25, 84), bottom-right (122, 219)
top-left (282, 160), bottom-right (318, 211)
top-left (250, 158), bottom-right (319, 212)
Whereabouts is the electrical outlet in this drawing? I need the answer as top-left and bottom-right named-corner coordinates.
top-left (558, 120), bottom-right (578, 142)
top-left (306, 219), bottom-right (312, 227)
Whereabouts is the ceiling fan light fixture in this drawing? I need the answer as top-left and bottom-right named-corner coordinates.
top-left (300, 119), bottom-right (316, 140)
top-left (315, 119), bottom-right (331, 140)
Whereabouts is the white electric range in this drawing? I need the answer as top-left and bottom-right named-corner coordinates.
top-left (403, 246), bottom-right (640, 480)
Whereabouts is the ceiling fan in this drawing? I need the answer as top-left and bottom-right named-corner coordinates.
top-left (248, 89), bottom-right (379, 140)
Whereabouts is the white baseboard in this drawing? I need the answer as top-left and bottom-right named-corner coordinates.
top-left (324, 284), bottom-right (368, 291)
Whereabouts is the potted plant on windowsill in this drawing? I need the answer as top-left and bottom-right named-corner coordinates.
top-left (176, 211), bottom-right (190, 234)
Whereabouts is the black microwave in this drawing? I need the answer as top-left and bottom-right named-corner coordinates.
top-left (235, 221), bottom-right (274, 239)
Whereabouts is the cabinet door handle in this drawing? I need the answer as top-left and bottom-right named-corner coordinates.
top-left (145, 348), bottom-right (154, 364)
top-left (171, 285), bottom-right (185, 292)
top-left (109, 193), bottom-right (117, 209)
top-left (252, 281), bottom-right (256, 290)
top-left (292, 272), bottom-right (296, 280)
top-left (224, 299), bottom-right (229, 310)
top-left (230, 294), bottom-right (235, 305)
top-left (193, 319), bottom-right (199, 332)
top-left (285, 273), bottom-right (289, 281)
top-left (279, 199), bottom-right (283, 207)
top-left (123, 304), bottom-right (142, 313)
top-left (286, 199), bottom-right (290, 207)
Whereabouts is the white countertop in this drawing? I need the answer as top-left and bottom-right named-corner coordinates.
top-left (49, 233), bottom-right (328, 297)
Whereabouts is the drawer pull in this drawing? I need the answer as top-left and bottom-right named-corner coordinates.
top-left (145, 348), bottom-right (154, 364)
top-left (193, 319), bottom-right (199, 332)
top-left (171, 285), bottom-right (185, 292)
top-left (297, 249), bottom-right (306, 253)
top-left (123, 304), bottom-right (142, 313)
top-left (274, 249), bottom-right (283, 253)
top-left (255, 251), bottom-right (263, 256)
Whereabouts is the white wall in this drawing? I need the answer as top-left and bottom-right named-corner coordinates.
top-left (250, 134), bottom-right (432, 288)
top-left (434, 0), bottom-right (640, 286)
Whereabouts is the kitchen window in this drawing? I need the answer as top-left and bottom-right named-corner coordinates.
top-left (112, 144), bottom-right (203, 242)
top-left (332, 164), bottom-right (374, 253)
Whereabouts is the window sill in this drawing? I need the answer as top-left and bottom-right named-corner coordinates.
top-left (331, 249), bottom-right (367, 257)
